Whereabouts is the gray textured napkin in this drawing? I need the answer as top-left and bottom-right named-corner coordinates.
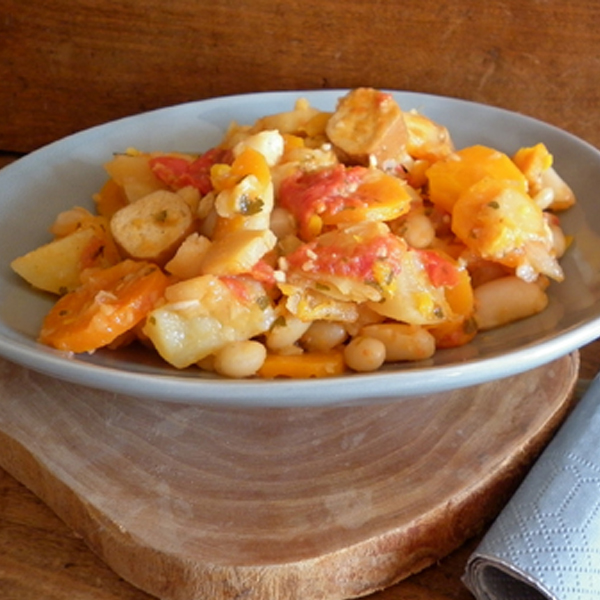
top-left (463, 374), bottom-right (600, 600)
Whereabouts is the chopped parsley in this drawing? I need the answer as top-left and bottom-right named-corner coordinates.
top-left (238, 195), bottom-right (264, 216)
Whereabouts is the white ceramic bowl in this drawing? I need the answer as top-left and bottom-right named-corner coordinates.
top-left (1, 90), bottom-right (599, 406)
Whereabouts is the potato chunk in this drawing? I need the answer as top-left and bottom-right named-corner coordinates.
top-left (143, 275), bottom-right (275, 368)
top-left (325, 87), bottom-right (409, 166)
top-left (403, 110), bottom-right (454, 163)
top-left (201, 229), bottom-right (276, 276)
top-left (104, 152), bottom-right (167, 202)
top-left (110, 190), bottom-right (195, 265)
top-left (164, 233), bottom-right (212, 280)
top-left (11, 217), bottom-right (119, 294)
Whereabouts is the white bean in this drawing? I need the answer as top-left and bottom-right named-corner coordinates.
top-left (399, 210), bottom-right (436, 248)
top-left (344, 336), bottom-right (386, 372)
top-left (301, 321), bottom-right (348, 352)
top-left (265, 313), bottom-right (311, 352)
top-left (474, 275), bottom-right (548, 330)
top-left (213, 341), bottom-right (267, 378)
top-left (360, 323), bottom-right (436, 362)
top-left (532, 186), bottom-right (555, 210)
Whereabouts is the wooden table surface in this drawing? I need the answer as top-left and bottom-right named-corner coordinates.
top-left (2, 1), bottom-right (600, 597)
top-left (0, 341), bottom-right (595, 600)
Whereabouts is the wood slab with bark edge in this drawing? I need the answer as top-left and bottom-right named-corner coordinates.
top-left (0, 353), bottom-right (578, 600)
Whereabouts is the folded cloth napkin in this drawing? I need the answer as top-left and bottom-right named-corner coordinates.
top-left (463, 374), bottom-right (600, 600)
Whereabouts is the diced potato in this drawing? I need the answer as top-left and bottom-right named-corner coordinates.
top-left (368, 249), bottom-right (453, 325)
top-left (201, 229), bottom-right (276, 276)
top-left (110, 189), bottom-right (195, 265)
top-left (104, 152), bottom-right (167, 202)
top-left (325, 87), bottom-right (409, 166)
top-left (50, 206), bottom-right (100, 238)
top-left (250, 97), bottom-right (330, 139)
top-left (143, 275), bottom-right (275, 368)
top-left (165, 233), bottom-right (212, 279)
top-left (403, 110), bottom-right (454, 163)
top-left (233, 130), bottom-right (285, 167)
top-left (11, 225), bottom-right (119, 294)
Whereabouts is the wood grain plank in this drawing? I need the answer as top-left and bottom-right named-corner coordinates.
top-left (0, 464), bottom-right (476, 600)
top-left (0, 354), bottom-right (579, 600)
top-left (2, 0), bottom-right (600, 153)
top-left (1, 336), bottom-right (598, 599)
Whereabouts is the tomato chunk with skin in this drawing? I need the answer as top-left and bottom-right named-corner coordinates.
top-left (419, 249), bottom-right (461, 288)
top-left (287, 230), bottom-right (402, 281)
top-left (278, 165), bottom-right (413, 240)
top-left (283, 222), bottom-right (406, 304)
top-left (149, 148), bottom-right (232, 195)
top-left (39, 260), bottom-right (169, 353)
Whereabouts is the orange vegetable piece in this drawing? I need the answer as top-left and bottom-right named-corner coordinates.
top-left (426, 145), bottom-right (528, 214)
top-left (93, 178), bottom-right (129, 218)
top-left (282, 133), bottom-right (305, 153)
top-left (258, 351), bottom-right (346, 379)
top-left (278, 165), bottom-right (413, 240)
top-left (512, 143), bottom-right (553, 190)
top-left (512, 143), bottom-right (576, 210)
top-left (39, 260), bottom-right (169, 353)
top-left (451, 177), bottom-right (562, 281)
top-left (210, 147), bottom-right (271, 192)
top-left (322, 169), bottom-right (415, 226)
top-left (428, 267), bottom-right (477, 348)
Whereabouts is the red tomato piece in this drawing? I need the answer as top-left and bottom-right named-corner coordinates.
top-left (286, 227), bottom-right (405, 283)
top-left (418, 249), bottom-right (461, 288)
top-left (278, 165), bottom-right (361, 234)
top-left (279, 164), bottom-right (412, 241)
top-left (248, 259), bottom-right (277, 287)
top-left (149, 148), bottom-right (232, 195)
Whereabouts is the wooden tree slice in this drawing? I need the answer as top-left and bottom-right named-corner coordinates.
top-left (0, 354), bottom-right (579, 600)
